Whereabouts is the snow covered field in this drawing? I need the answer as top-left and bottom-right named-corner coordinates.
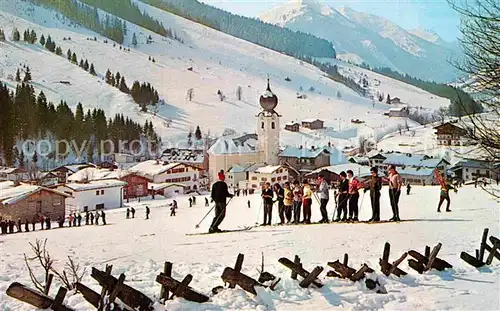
top-left (1, 185), bottom-right (499, 310)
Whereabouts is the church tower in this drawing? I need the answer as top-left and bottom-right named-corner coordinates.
top-left (257, 79), bottom-right (281, 165)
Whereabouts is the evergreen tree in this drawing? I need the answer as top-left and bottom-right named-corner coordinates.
top-left (23, 29), bottom-right (29, 42)
top-left (30, 29), bottom-right (37, 44)
top-left (386, 94), bottom-right (391, 104)
top-left (23, 67), bottom-right (32, 82)
top-left (39, 34), bottom-right (45, 46)
top-left (55, 46), bottom-right (62, 55)
top-left (105, 69), bottom-right (113, 84)
top-left (0, 29), bottom-right (5, 42)
top-left (337, 91), bottom-right (342, 99)
top-left (67, 48), bottom-right (72, 61)
top-left (89, 63), bottom-right (96, 75)
top-left (15, 68), bottom-right (21, 82)
top-left (83, 59), bottom-right (89, 71)
top-left (119, 76), bottom-right (129, 93)
top-left (13, 28), bottom-right (20, 41)
top-left (18, 149), bottom-right (25, 168)
top-left (115, 72), bottom-right (121, 87)
top-left (45, 35), bottom-right (55, 52)
top-left (79, 59), bottom-right (84, 68)
top-left (195, 126), bottom-right (202, 140)
top-left (132, 32), bottom-right (138, 47)
top-left (71, 52), bottom-right (77, 64)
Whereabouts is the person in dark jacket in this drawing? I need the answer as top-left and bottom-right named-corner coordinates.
top-left (85, 211), bottom-right (89, 225)
top-left (335, 172), bottom-right (349, 222)
top-left (77, 213), bottom-right (82, 226)
top-left (126, 208), bottom-right (130, 219)
top-left (145, 206), bottom-right (150, 219)
top-left (131, 207), bottom-right (135, 218)
top-left (95, 212), bottom-right (100, 225)
top-left (209, 171), bottom-right (234, 233)
top-left (205, 197), bottom-right (209, 207)
top-left (261, 182), bottom-right (274, 226)
top-left (274, 183), bottom-right (285, 225)
top-left (101, 211), bottom-right (106, 225)
top-left (45, 216), bottom-right (51, 229)
top-left (17, 218), bottom-right (22, 232)
top-left (24, 219), bottom-right (29, 232)
top-left (364, 167), bottom-right (382, 222)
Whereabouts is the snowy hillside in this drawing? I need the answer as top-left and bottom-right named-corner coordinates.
top-left (0, 185), bottom-right (499, 310)
top-left (260, 0), bottom-right (460, 82)
top-left (0, 0), bottom-right (449, 149)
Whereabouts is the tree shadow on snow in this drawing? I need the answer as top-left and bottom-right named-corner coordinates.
top-left (318, 286), bottom-right (348, 307)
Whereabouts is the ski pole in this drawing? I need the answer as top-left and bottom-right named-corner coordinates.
top-left (209, 197), bottom-right (233, 228)
top-left (195, 197), bottom-right (224, 228)
top-left (255, 199), bottom-right (263, 225)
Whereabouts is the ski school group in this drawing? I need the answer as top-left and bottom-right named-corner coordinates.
top-left (207, 165), bottom-right (458, 233)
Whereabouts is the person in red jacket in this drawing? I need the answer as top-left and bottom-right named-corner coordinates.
top-left (347, 169), bottom-right (364, 222)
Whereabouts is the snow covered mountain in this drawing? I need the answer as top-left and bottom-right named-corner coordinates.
top-left (0, 0), bottom-right (449, 151)
top-left (260, 0), bottom-right (460, 82)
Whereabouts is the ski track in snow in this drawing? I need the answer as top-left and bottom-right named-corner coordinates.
top-left (0, 185), bottom-right (499, 310)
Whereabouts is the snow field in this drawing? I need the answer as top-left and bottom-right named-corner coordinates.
top-left (0, 185), bottom-right (499, 310)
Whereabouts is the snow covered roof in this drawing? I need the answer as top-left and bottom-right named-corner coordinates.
top-left (63, 164), bottom-right (95, 173)
top-left (0, 183), bottom-right (70, 205)
top-left (64, 179), bottom-right (127, 191)
top-left (380, 153), bottom-right (448, 168)
top-left (254, 165), bottom-right (283, 174)
top-left (67, 167), bottom-right (129, 182)
top-left (161, 149), bottom-right (205, 164)
top-left (128, 160), bottom-right (181, 179)
top-left (148, 182), bottom-right (186, 191)
top-left (388, 106), bottom-right (407, 112)
top-left (208, 136), bottom-right (257, 155)
top-left (307, 164), bottom-right (372, 178)
top-left (301, 118), bottom-right (323, 123)
top-left (0, 167), bottom-right (27, 174)
top-left (285, 121), bottom-right (300, 126)
top-left (280, 146), bottom-right (329, 158)
top-left (398, 167), bottom-right (434, 176)
top-left (450, 159), bottom-right (495, 170)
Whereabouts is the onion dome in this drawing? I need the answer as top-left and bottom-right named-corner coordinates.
top-left (259, 79), bottom-right (278, 112)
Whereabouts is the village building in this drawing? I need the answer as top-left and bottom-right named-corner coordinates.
top-left (148, 182), bottom-right (186, 197)
top-left (449, 159), bottom-right (499, 182)
top-left (0, 181), bottom-right (70, 221)
top-left (386, 106), bottom-right (409, 117)
top-left (58, 179), bottom-right (127, 212)
top-left (51, 163), bottom-right (95, 184)
top-left (389, 97), bottom-right (402, 105)
top-left (279, 146), bottom-right (330, 177)
top-left (161, 147), bottom-right (207, 171)
top-left (434, 122), bottom-right (473, 146)
top-left (0, 167), bottom-right (29, 182)
top-left (39, 172), bottom-right (60, 187)
top-left (306, 164), bottom-right (371, 185)
top-left (397, 167), bottom-right (436, 185)
top-left (226, 163), bottom-right (265, 189)
top-left (247, 165), bottom-right (289, 189)
top-left (284, 121), bottom-right (300, 132)
top-left (301, 119), bottom-right (324, 130)
top-left (113, 153), bottom-right (136, 164)
top-left (128, 160), bottom-right (203, 192)
top-left (208, 80), bottom-right (281, 181)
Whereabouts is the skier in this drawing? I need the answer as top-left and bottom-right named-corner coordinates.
top-left (101, 211), bottom-right (106, 225)
top-left (126, 208), bottom-right (130, 219)
top-left (69, 213), bottom-right (73, 227)
top-left (85, 211), bottom-right (89, 225)
top-left (145, 206), bottom-right (150, 219)
top-left (317, 174), bottom-right (330, 223)
top-left (437, 179), bottom-right (457, 212)
top-left (407, 183), bottom-right (411, 195)
top-left (58, 216), bottom-right (64, 228)
top-left (131, 207), bottom-right (136, 218)
top-left (45, 216), bottom-right (51, 229)
top-left (17, 218), bottom-right (22, 232)
top-left (192, 196), bottom-right (196, 205)
top-left (261, 182), bottom-right (274, 226)
top-left (24, 219), bottom-right (29, 232)
top-left (247, 200), bottom-right (251, 208)
top-left (189, 197), bottom-right (193, 208)
top-left (364, 167), bottom-right (382, 222)
top-left (95, 211), bottom-right (100, 225)
top-left (31, 216), bottom-right (36, 231)
top-left (90, 212), bottom-right (94, 225)
top-left (209, 171), bottom-right (233, 233)
top-left (72, 213), bottom-right (77, 227)
top-left (347, 170), bottom-right (363, 222)
top-left (292, 180), bottom-right (303, 224)
top-left (283, 182), bottom-right (293, 224)
top-left (302, 180), bottom-right (312, 224)
top-left (40, 215), bottom-right (45, 230)
top-left (274, 183), bottom-right (285, 225)
top-left (170, 200), bottom-right (177, 216)
top-left (388, 165), bottom-right (402, 221)
top-left (335, 172), bottom-right (349, 222)
top-left (77, 213), bottom-right (82, 226)
top-left (205, 197), bottom-right (209, 207)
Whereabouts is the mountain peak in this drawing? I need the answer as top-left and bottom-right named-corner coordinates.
top-left (409, 28), bottom-right (443, 44)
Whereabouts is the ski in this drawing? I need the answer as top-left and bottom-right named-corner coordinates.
top-left (186, 226), bottom-right (252, 236)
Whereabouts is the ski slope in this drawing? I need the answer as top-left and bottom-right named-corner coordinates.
top-left (0, 185), bottom-right (498, 310)
top-left (0, 0), bottom-right (450, 146)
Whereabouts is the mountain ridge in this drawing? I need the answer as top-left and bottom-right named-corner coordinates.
top-left (259, 0), bottom-right (460, 82)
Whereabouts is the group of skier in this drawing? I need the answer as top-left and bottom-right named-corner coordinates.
top-left (0, 210), bottom-right (108, 235)
top-left (207, 165), bottom-right (460, 232)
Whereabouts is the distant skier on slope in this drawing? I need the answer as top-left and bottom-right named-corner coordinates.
top-left (209, 171), bottom-right (233, 233)
top-left (145, 206), bottom-right (150, 219)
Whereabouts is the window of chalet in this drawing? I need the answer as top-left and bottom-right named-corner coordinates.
top-left (283, 176), bottom-right (287, 180)
top-left (277, 177), bottom-right (281, 181)
top-left (261, 122), bottom-right (264, 129)
top-left (272, 122), bottom-right (275, 129)
top-left (96, 190), bottom-right (99, 196)
top-left (101, 190), bottom-right (104, 195)
top-left (271, 178), bottom-right (276, 182)
top-left (261, 177), bottom-right (267, 182)
top-left (251, 176), bottom-right (257, 181)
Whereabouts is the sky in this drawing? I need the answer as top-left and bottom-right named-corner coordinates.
top-left (201, 0), bottom-right (462, 42)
